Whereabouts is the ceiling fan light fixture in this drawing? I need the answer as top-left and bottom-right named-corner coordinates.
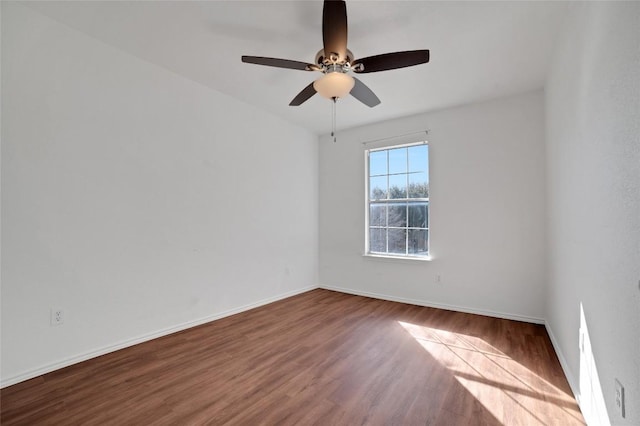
top-left (313, 72), bottom-right (355, 99)
top-left (241, 1), bottom-right (430, 109)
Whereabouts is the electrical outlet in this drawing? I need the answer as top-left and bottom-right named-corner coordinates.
top-left (51, 308), bottom-right (64, 326)
top-left (615, 379), bottom-right (625, 418)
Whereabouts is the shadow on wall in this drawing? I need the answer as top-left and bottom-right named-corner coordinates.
top-left (579, 302), bottom-right (611, 425)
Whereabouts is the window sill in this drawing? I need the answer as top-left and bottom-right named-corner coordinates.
top-left (363, 253), bottom-right (432, 263)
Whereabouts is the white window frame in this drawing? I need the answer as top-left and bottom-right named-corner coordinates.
top-left (364, 141), bottom-right (430, 260)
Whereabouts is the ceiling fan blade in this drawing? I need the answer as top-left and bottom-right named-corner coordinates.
top-left (353, 50), bottom-right (430, 73)
top-left (289, 82), bottom-right (317, 106)
top-left (322, 0), bottom-right (348, 62)
top-left (242, 56), bottom-right (316, 71)
top-left (350, 77), bottom-right (381, 107)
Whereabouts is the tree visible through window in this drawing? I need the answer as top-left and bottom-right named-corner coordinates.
top-left (367, 143), bottom-right (429, 257)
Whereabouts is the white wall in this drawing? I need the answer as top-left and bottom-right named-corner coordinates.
top-left (319, 91), bottom-right (547, 322)
top-left (1, 3), bottom-right (318, 386)
top-left (545, 2), bottom-right (640, 425)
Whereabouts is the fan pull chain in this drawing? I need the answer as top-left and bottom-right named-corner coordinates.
top-left (331, 97), bottom-right (337, 143)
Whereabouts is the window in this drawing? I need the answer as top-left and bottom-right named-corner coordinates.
top-left (366, 142), bottom-right (429, 258)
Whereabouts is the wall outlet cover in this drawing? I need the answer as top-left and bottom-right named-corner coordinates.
top-left (615, 378), bottom-right (625, 418)
top-left (51, 308), bottom-right (64, 326)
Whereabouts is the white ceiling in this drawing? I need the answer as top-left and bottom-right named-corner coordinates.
top-left (25, 1), bottom-right (569, 135)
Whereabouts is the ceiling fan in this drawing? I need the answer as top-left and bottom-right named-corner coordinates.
top-left (241, 0), bottom-right (430, 108)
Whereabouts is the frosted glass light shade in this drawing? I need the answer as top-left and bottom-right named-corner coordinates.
top-left (313, 72), bottom-right (355, 99)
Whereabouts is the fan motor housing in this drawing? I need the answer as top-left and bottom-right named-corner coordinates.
top-left (315, 49), bottom-right (354, 66)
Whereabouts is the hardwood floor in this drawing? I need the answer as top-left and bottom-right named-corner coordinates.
top-left (1, 289), bottom-right (584, 425)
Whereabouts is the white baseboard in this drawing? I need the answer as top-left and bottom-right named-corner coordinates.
top-left (0, 285), bottom-right (318, 389)
top-left (545, 321), bottom-right (581, 405)
top-left (2, 285), bottom-right (559, 389)
top-left (319, 284), bottom-right (546, 324)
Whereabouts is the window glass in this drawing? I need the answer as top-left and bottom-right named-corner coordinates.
top-left (369, 150), bottom-right (387, 176)
top-left (367, 142), bottom-right (429, 258)
top-left (370, 204), bottom-right (387, 226)
top-left (408, 144), bottom-right (428, 173)
top-left (389, 174), bottom-right (407, 199)
top-left (388, 147), bottom-right (407, 174)
top-left (369, 176), bottom-right (387, 200)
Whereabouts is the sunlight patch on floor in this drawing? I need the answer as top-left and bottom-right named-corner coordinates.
top-left (398, 321), bottom-right (585, 425)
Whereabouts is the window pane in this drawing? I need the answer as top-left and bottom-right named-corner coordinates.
top-left (369, 150), bottom-right (387, 176)
top-left (388, 147), bottom-right (407, 174)
top-left (408, 229), bottom-right (428, 255)
top-left (389, 174), bottom-right (407, 199)
top-left (408, 144), bottom-right (428, 173)
top-left (408, 202), bottom-right (428, 228)
top-left (366, 143), bottom-right (429, 258)
top-left (388, 229), bottom-right (407, 254)
top-left (370, 228), bottom-right (386, 253)
top-left (408, 173), bottom-right (428, 198)
top-left (370, 176), bottom-right (387, 200)
top-left (369, 204), bottom-right (386, 226)
top-left (388, 203), bottom-right (407, 227)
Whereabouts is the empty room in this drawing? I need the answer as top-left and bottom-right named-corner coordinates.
top-left (1, 1), bottom-right (638, 425)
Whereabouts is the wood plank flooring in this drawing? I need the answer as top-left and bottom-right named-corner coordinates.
top-left (1, 289), bottom-right (584, 425)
